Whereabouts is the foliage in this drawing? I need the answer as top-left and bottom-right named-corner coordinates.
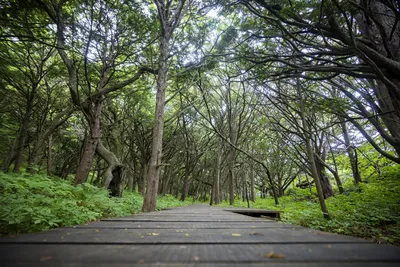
top-left (0, 172), bottom-right (192, 236)
top-left (220, 166), bottom-right (400, 246)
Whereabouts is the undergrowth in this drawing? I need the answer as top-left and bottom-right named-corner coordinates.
top-left (0, 172), bottom-right (192, 236)
top-left (221, 166), bottom-right (400, 246)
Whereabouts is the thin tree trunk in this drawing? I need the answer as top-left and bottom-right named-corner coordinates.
top-left (298, 76), bottom-right (330, 219)
top-left (13, 98), bottom-right (34, 172)
top-left (47, 134), bottom-right (53, 176)
top-left (249, 161), bottom-right (255, 202)
top-left (341, 121), bottom-right (362, 184)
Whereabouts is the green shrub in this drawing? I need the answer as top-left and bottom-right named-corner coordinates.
top-left (219, 166), bottom-right (400, 245)
top-left (0, 172), bottom-right (193, 236)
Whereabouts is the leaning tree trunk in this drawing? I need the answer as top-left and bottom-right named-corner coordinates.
top-left (298, 76), bottom-right (330, 219)
top-left (97, 141), bottom-right (124, 197)
top-left (356, 0), bottom-right (400, 156)
top-left (74, 98), bottom-right (103, 186)
top-left (315, 158), bottom-right (334, 199)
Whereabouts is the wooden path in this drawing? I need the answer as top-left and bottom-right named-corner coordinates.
top-left (1, 204), bottom-right (400, 266)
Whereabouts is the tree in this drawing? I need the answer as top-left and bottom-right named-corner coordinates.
top-left (142, 0), bottom-right (188, 212)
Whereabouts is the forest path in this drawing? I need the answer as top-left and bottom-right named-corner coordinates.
top-left (1, 204), bottom-right (400, 266)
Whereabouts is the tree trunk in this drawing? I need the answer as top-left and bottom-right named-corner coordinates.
top-left (46, 134), bottom-right (53, 176)
top-left (142, 32), bottom-right (171, 212)
top-left (298, 76), bottom-right (330, 219)
top-left (356, 0), bottom-right (400, 156)
top-left (138, 161), bottom-right (147, 195)
top-left (128, 171), bottom-right (134, 192)
top-left (142, 0), bottom-right (187, 212)
top-left (228, 148), bottom-right (236, 205)
top-left (13, 97), bottom-right (34, 172)
top-left (249, 162), bottom-right (255, 202)
top-left (97, 141), bottom-right (124, 197)
top-left (74, 98), bottom-right (103, 186)
top-left (315, 159), bottom-right (334, 199)
top-left (341, 122), bottom-right (362, 184)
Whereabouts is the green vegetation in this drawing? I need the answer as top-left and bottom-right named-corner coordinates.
top-left (0, 172), bottom-right (192, 236)
top-left (221, 165), bottom-right (400, 246)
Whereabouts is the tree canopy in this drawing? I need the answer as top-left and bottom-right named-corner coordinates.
top-left (1, 0), bottom-right (400, 238)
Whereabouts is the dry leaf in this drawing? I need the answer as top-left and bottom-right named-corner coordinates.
top-left (40, 256), bottom-right (52, 262)
top-left (185, 233), bottom-right (190, 237)
top-left (152, 233), bottom-right (159, 236)
top-left (232, 233), bottom-right (241, 237)
top-left (193, 256), bottom-right (200, 261)
top-left (264, 251), bottom-right (285, 259)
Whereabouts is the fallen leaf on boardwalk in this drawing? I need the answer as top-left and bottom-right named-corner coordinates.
top-left (193, 256), bottom-right (200, 261)
top-left (327, 244), bottom-right (332, 248)
top-left (95, 229), bottom-right (99, 232)
top-left (40, 256), bottom-right (52, 262)
top-left (251, 226), bottom-right (256, 228)
top-left (185, 233), bottom-right (190, 237)
top-left (152, 233), bottom-right (159, 236)
top-left (232, 233), bottom-right (241, 236)
top-left (264, 251), bottom-right (285, 259)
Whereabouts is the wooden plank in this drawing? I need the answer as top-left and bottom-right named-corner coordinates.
top-left (1, 204), bottom-right (399, 267)
top-left (102, 217), bottom-right (265, 223)
top-left (1, 243), bottom-right (399, 263)
top-left (0, 227), bottom-right (370, 244)
top-left (71, 221), bottom-right (300, 229)
top-left (2, 263), bottom-right (400, 267)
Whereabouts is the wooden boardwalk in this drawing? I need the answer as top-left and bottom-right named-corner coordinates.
top-left (1, 204), bottom-right (400, 266)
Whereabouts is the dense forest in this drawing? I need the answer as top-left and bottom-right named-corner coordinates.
top-left (1, 0), bottom-right (400, 244)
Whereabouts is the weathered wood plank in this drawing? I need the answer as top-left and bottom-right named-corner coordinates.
top-left (71, 221), bottom-right (300, 229)
top-left (0, 227), bottom-right (370, 244)
top-left (1, 204), bottom-right (399, 267)
top-left (1, 243), bottom-right (399, 264)
top-left (2, 263), bottom-right (400, 267)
